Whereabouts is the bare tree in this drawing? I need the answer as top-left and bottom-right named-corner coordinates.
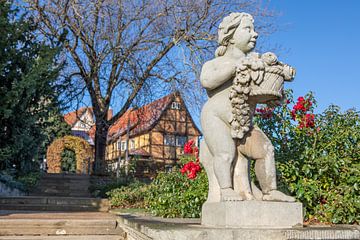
top-left (25, 0), bottom-right (275, 174)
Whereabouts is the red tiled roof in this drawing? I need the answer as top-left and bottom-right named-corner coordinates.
top-left (63, 107), bottom-right (89, 126)
top-left (63, 107), bottom-right (113, 127)
top-left (108, 93), bottom-right (175, 139)
top-left (69, 92), bottom-right (198, 144)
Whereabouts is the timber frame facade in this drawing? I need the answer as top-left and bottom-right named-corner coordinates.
top-left (105, 92), bottom-right (201, 176)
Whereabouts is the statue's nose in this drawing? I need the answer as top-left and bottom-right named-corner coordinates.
top-left (253, 32), bottom-right (258, 39)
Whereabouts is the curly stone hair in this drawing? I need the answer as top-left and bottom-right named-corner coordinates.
top-left (215, 12), bottom-right (254, 57)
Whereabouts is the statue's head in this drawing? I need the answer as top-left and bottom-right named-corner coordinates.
top-left (216, 13), bottom-right (258, 57)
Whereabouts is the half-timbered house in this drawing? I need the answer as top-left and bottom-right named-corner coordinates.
top-left (105, 92), bottom-right (202, 176)
top-left (63, 92), bottom-right (201, 176)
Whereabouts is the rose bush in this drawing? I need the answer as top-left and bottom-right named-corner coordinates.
top-left (255, 90), bottom-right (360, 224)
top-left (108, 92), bottom-right (359, 224)
top-left (107, 139), bottom-right (208, 218)
top-left (145, 140), bottom-right (208, 217)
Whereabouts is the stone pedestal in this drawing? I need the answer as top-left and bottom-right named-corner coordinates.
top-left (201, 201), bottom-right (303, 229)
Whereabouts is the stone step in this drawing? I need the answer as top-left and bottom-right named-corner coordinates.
top-left (30, 192), bottom-right (91, 198)
top-left (0, 219), bottom-right (123, 236)
top-left (36, 181), bottom-right (90, 186)
top-left (31, 188), bottom-right (91, 196)
top-left (0, 204), bottom-right (107, 212)
top-left (0, 236), bottom-right (124, 240)
top-left (0, 196), bottom-right (107, 205)
top-left (0, 197), bottom-right (109, 212)
top-left (0, 211), bottom-right (123, 237)
top-left (37, 179), bottom-right (90, 184)
top-left (40, 174), bottom-right (91, 180)
top-left (35, 186), bottom-right (90, 190)
top-left (31, 173), bottom-right (92, 197)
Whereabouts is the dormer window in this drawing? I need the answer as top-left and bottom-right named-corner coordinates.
top-left (171, 102), bottom-right (180, 110)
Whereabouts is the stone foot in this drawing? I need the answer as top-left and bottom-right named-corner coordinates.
top-left (221, 188), bottom-right (244, 201)
top-left (240, 191), bottom-right (255, 200)
top-left (262, 190), bottom-right (295, 202)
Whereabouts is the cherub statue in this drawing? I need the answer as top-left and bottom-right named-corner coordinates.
top-left (200, 12), bottom-right (296, 202)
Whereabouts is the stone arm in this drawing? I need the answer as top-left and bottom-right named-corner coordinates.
top-left (200, 58), bottom-right (235, 90)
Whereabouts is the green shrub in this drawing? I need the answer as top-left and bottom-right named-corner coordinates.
top-left (255, 90), bottom-right (360, 224)
top-left (106, 149), bottom-right (208, 218)
top-left (60, 148), bottom-right (76, 173)
top-left (89, 178), bottom-right (130, 198)
top-left (145, 167), bottom-right (208, 218)
top-left (0, 171), bottom-right (26, 191)
top-left (17, 172), bottom-right (42, 191)
top-left (107, 181), bottom-right (149, 208)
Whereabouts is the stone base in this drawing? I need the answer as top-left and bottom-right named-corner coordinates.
top-left (116, 211), bottom-right (360, 240)
top-left (201, 201), bottom-right (303, 229)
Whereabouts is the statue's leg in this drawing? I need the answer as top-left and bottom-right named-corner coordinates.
top-left (201, 116), bottom-right (242, 201)
top-left (238, 127), bottom-right (276, 192)
top-left (240, 127), bottom-right (295, 202)
top-left (233, 152), bottom-right (254, 200)
top-left (200, 140), bottom-right (221, 203)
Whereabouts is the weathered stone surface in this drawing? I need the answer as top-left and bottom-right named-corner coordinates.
top-left (198, 10), bottom-right (300, 231)
top-left (201, 201), bottom-right (303, 228)
top-left (199, 12), bottom-right (296, 205)
top-left (115, 212), bottom-right (360, 240)
top-left (0, 196), bottom-right (109, 212)
top-left (30, 173), bottom-right (91, 198)
top-left (0, 236), bottom-right (124, 240)
top-left (0, 211), bottom-right (123, 236)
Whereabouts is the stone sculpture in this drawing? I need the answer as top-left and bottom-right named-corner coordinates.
top-left (200, 12), bottom-right (296, 203)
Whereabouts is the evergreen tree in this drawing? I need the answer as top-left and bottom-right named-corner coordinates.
top-left (0, 1), bottom-right (67, 174)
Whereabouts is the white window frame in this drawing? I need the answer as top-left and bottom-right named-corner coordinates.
top-left (164, 135), bottom-right (175, 146)
top-left (121, 141), bottom-right (127, 151)
top-left (171, 102), bottom-right (180, 110)
top-left (130, 139), bottom-right (135, 149)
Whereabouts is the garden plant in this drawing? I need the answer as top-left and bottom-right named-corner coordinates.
top-left (108, 91), bottom-right (359, 224)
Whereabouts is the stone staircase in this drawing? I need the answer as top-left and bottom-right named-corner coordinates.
top-left (31, 173), bottom-right (92, 198)
top-left (0, 196), bottom-right (109, 212)
top-left (0, 173), bottom-right (123, 239)
top-left (0, 211), bottom-right (124, 239)
top-left (0, 173), bottom-right (109, 212)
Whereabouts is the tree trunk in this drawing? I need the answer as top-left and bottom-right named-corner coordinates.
top-left (94, 119), bottom-right (109, 175)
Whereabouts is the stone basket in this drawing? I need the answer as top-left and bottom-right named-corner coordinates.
top-left (250, 65), bottom-right (284, 103)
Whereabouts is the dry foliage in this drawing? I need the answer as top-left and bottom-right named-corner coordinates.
top-left (46, 135), bottom-right (93, 173)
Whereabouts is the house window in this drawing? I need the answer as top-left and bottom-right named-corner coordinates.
top-left (176, 136), bottom-right (187, 146)
top-left (79, 122), bottom-right (86, 128)
top-left (121, 141), bottom-right (127, 151)
top-left (117, 140), bottom-right (121, 150)
top-left (165, 165), bottom-right (173, 172)
top-left (171, 102), bottom-right (180, 110)
top-left (130, 139), bottom-right (135, 149)
top-left (164, 135), bottom-right (175, 146)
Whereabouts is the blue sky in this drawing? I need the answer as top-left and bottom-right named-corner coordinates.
top-left (264, 0), bottom-right (360, 112)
